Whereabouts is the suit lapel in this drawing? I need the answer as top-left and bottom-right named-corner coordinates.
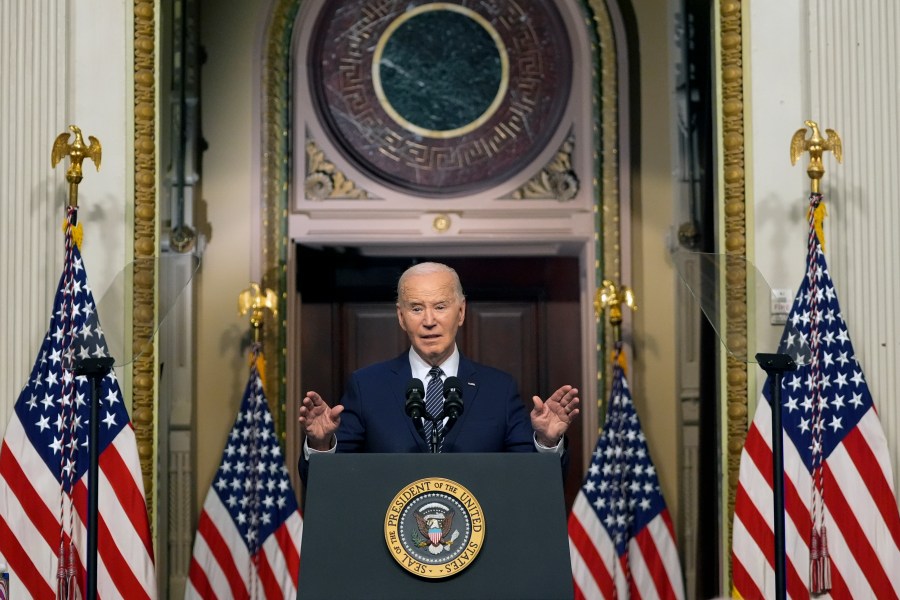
top-left (442, 355), bottom-right (479, 448)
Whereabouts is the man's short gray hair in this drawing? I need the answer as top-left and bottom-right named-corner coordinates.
top-left (396, 262), bottom-right (465, 304)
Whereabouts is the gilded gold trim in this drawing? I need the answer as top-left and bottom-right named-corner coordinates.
top-left (133, 0), bottom-right (157, 515)
top-left (718, 0), bottom-right (748, 582)
top-left (588, 0), bottom-right (621, 406)
top-left (261, 0), bottom-right (301, 437)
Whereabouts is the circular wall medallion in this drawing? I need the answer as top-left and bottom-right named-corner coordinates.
top-left (372, 4), bottom-right (508, 139)
top-left (384, 477), bottom-right (485, 578)
top-left (308, 0), bottom-right (572, 196)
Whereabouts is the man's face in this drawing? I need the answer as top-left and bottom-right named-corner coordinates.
top-left (397, 271), bottom-right (466, 366)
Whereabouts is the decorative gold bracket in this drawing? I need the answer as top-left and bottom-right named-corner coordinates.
top-left (238, 283), bottom-right (278, 344)
top-left (51, 125), bottom-right (102, 207)
top-left (594, 279), bottom-right (637, 344)
top-left (790, 120), bottom-right (842, 194)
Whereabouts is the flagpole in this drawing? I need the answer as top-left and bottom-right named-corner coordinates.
top-left (52, 125), bottom-right (105, 599)
top-left (781, 120), bottom-right (840, 598)
top-left (190, 291), bottom-right (305, 597)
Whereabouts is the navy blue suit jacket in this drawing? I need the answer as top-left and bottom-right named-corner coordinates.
top-left (298, 352), bottom-right (541, 483)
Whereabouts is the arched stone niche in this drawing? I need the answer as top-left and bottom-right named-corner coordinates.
top-left (252, 0), bottom-right (632, 494)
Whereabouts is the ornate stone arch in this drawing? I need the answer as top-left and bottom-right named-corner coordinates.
top-left (257, 0), bottom-right (631, 490)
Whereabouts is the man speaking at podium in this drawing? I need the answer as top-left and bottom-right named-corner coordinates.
top-left (297, 261), bottom-right (580, 481)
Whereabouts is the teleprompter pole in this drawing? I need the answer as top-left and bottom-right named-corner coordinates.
top-left (75, 356), bottom-right (115, 600)
top-left (755, 352), bottom-right (797, 600)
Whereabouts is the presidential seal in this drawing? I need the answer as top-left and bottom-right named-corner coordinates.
top-left (384, 477), bottom-right (485, 579)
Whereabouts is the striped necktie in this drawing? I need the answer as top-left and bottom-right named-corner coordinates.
top-left (424, 366), bottom-right (444, 452)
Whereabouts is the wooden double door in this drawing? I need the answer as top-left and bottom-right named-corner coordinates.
top-left (295, 246), bottom-right (585, 508)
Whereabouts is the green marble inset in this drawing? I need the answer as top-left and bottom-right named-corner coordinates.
top-left (378, 9), bottom-right (502, 133)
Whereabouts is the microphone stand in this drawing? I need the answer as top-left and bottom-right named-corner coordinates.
top-left (426, 411), bottom-right (440, 454)
top-left (404, 381), bottom-right (442, 453)
top-left (439, 379), bottom-right (463, 451)
top-left (407, 381), bottom-right (461, 454)
top-left (430, 414), bottom-right (460, 454)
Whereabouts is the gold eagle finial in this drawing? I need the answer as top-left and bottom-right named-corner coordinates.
top-left (51, 125), bottom-right (102, 207)
top-left (790, 120), bottom-right (842, 194)
top-left (238, 283), bottom-right (278, 342)
top-left (594, 279), bottom-right (637, 344)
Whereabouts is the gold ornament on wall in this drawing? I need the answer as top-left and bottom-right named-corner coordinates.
top-left (432, 214), bottom-right (451, 232)
top-left (306, 138), bottom-right (370, 199)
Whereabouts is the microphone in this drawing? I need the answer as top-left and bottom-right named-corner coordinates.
top-left (443, 376), bottom-right (464, 420)
top-left (405, 378), bottom-right (426, 419)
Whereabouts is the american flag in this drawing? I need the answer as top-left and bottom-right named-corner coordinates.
top-left (568, 351), bottom-right (685, 599)
top-left (0, 207), bottom-right (156, 597)
top-left (732, 193), bottom-right (900, 598)
top-left (186, 349), bottom-right (303, 599)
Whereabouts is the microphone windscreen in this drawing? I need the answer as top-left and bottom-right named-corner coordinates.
top-left (406, 378), bottom-right (425, 399)
top-left (443, 376), bottom-right (463, 399)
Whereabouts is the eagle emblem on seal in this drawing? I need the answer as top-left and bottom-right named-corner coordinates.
top-left (414, 508), bottom-right (458, 555)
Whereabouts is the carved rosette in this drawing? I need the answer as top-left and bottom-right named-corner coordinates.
top-left (719, 0), bottom-right (748, 579)
top-left (133, 0), bottom-right (157, 517)
top-left (509, 133), bottom-right (580, 201)
top-left (305, 138), bottom-right (370, 200)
